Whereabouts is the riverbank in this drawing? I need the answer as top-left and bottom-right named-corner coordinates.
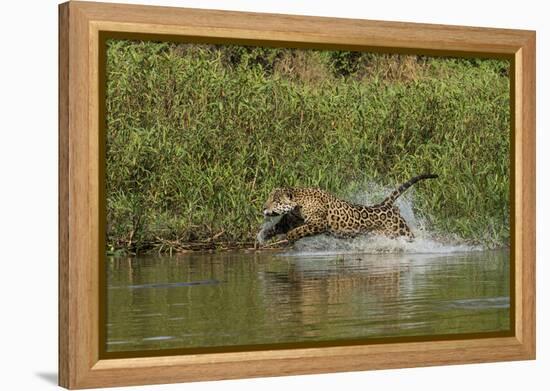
top-left (106, 40), bottom-right (510, 254)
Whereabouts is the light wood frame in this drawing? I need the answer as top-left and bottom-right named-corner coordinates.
top-left (59, 1), bottom-right (536, 389)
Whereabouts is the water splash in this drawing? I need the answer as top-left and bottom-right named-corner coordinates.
top-left (258, 183), bottom-right (481, 255)
top-left (256, 216), bottom-right (282, 245)
top-left (291, 233), bottom-right (481, 255)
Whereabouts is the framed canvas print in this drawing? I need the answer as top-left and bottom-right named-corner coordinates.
top-left (58, 1), bottom-right (536, 389)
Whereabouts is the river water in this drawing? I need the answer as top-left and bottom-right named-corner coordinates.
top-left (106, 248), bottom-right (510, 352)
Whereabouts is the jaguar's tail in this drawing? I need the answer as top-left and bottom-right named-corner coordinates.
top-left (381, 174), bottom-right (438, 206)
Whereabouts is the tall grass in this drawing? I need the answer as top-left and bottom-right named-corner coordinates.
top-left (106, 41), bottom-right (510, 253)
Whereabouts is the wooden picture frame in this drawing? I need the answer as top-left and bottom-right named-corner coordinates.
top-left (59, 1), bottom-right (536, 389)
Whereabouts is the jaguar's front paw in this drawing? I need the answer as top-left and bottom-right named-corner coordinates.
top-left (269, 237), bottom-right (289, 247)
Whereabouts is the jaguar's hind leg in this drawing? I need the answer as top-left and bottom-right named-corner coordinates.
top-left (385, 214), bottom-right (414, 241)
top-left (398, 218), bottom-right (415, 240)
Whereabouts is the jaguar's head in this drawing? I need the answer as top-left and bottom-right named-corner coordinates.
top-left (263, 188), bottom-right (297, 217)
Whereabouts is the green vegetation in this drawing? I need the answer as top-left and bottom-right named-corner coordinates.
top-left (106, 40), bottom-right (510, 254)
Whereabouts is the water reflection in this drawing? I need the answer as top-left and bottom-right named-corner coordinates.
top-left (106, 249), bottom-right (510, 352)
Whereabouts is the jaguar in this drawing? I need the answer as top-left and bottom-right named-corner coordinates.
top-left (259, 174), bottom-right (438, 244)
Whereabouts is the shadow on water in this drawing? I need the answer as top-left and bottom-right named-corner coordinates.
top-left (106, 248), bottom-right (510, 352)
